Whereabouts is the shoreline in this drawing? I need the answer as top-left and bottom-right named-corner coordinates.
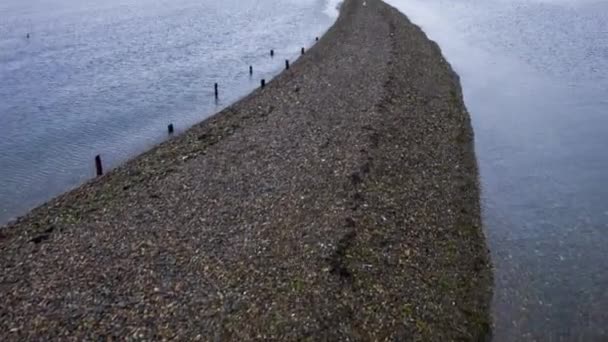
top-left (1, 0), bottom-right (492, 339)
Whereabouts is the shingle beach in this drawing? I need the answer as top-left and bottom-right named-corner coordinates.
top-left (0, 0), bottom-right (492, 340)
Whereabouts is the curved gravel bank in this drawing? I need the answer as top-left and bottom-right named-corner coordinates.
top-left (0, 0), bottom-right (492, 339)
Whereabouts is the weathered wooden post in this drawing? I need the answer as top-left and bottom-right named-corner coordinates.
top-left (168, 124), bottom-right (174, 135)
top-left (270, 49), bottom-right (274, 57)
top-left (214, 83), bottom-right (219, 99)
top-left (316, 37), bottom-right (319, 41)
top-left (95, 155), bottom-right (103, 177)
top-left (301, 47), bottom-right (305, 55)
top-left (285, 59), bottom-right (290, 70)
top-left (261, 79), bottom-right (266, 88)
top-left (249, 65), bottom-right (253, 75)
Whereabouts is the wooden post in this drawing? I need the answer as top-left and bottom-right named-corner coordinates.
top-left (301, 47), bottom-right (305, 55)
top-left (168, 124), bottom-right (174, 135)
top-left (285, 59), bottom-right (290, 70)
top-left (261, 79), bottom-right (266, 88)
top-left (95, 155), bottom-right (103, 177)
top-left (249, 65), bottom-right (253, 75)
top-left (270, 49), bottom-right (274, 57)
top-left (214, 83), bottom-right (218, 98)
top-left (316, 37), bottom-right (319, 41)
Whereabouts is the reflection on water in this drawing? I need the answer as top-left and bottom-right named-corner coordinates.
top-left (0, 0), bottom-right (337, 224)
top-left (385, 0), bottom-right (608, 340)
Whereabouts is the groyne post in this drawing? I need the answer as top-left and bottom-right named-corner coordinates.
top-left (285, 59), bottom-right (290, 70)
top-left (270, 49), bottom-right (274, 57)
top-left (301, 47), bottom-right (305, 55)
top-left (168, 124), bottom-right (174, 135)
top-left (249, 65), bottom-right (253, 75)
top-left (261, 79), bottom-right (266, 88)
top-left (214, 83), bottom-right (219, 99)
top-left (95, 155), bottom-right (103, 177)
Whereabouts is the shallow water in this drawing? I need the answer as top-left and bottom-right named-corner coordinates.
top-left (385, 0), bottom-right (608, 339)
top-left (0, 0), bottom-right (339, 224)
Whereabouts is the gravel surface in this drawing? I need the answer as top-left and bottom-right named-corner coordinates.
top-left (0, 0), bottom-right (492, 340)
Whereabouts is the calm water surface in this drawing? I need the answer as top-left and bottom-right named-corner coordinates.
top-left (0, 0), bottom-right (340, 224)
top-left (386, 0), bottom-right (608, 340)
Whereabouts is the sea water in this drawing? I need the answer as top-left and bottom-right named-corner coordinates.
top-left (385, 0), bottom-right (608, 339)
top-left (0, 0), bottom-right (340, 224)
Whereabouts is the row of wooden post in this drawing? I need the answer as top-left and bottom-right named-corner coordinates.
top-left (94, 38), bottom-right (319, 177)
